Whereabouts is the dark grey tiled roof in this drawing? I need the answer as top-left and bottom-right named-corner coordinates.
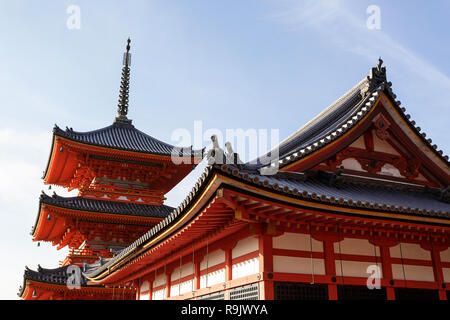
top-left (18, 265), bottom-right (92, 297)
top-left (40, 192), bottom-right (174, 218)
top-left (24, 265), bottom-right (88, 286)
top-left (251, 65), bottom-right (449, 171)
top-left (53, 121), bottom-right (202, 157)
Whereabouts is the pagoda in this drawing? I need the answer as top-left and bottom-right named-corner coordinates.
top-left (19, 39), bottom-right (203, 300)
top-left (84, 59), bottom-right (450, 300)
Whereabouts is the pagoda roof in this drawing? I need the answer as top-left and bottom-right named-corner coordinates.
top-left (18, 265), bottom-right (91, 297)
top-left (39, 192), bottom-right (174, 218)
top-left (53, 121), bottom-right (201, 157)
top-left (22, 265), bottom-right (89, 287)
top-left (31, 192), bottom-right (173, 241)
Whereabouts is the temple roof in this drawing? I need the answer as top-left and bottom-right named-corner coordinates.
top-left (39, 192), bottom-right (174, 218)
top-left (18, 265), bottom-right (90, 297)
top-left (53, 122), bottom-right (201, 157)
top-left (253, 61), bottom-right (449, 171)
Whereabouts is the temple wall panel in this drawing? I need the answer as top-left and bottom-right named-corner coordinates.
top-left (335, 260), bottom-right (383, 278)
top-left (341, 158), bottom-right (364, 172)
top-left (391, 264), bottom-right (435, 282)
top-left (231, 257), bottom-right (259, 279)
top-left (140, 280), bottom-right (149, 293)
top-left (200, 249), bottom-right (225, 270)
top-left (200, 268), bottom-right (225, 288)
top-left (171, 262), bottom-right (194, 282)
top-left (349, 136), bottom-right (365, 149)
top-left (334, 238), bottom-right (380, 256)
top-left (152, 288), bottom-right (165, 300)
top-left (139, 293), bottom-right (149, 300)
top-left (170, 279), bottom-right (194, 297)
top-left (442, 268), bottom-right (450, 283)
top-left (153, 273), bottom-right (166, 288)
top-left (232, 236), bottom-right (259, 259)
top-left (440, 248), bottom-right (450, 262)
top-left (390, 243), bottom-right (431, 261)
top-left (273, 255), bottom-right (325, 275)
top-left (273, 232), bottom-right (323, 252)
top-left (373, 130), bottom-right (400, 155)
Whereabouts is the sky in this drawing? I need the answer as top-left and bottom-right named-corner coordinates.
top-left (0, 0), bottom-right (449, 299)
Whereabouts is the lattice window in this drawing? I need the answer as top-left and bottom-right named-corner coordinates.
top-left (338, 285), bottom-right (387, 300)
top-left (274, 282), bottom-right (328, 300)
top-left (229, 283), bottom-right (259, 300)
top-left (196, 291), bottom-right (225, 300)
top-left (394, 288), bottom-right (439, 300)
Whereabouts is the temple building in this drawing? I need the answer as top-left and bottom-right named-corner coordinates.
top-left (20, 40), bottom-right (449, 300)
top-left (19, 39), bottom-right (203, 300)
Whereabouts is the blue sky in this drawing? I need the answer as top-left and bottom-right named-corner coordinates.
top-left (0, 0), bottom-right (448, 299)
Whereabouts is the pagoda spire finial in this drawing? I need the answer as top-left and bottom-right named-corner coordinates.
top-left (367, 56), bottom-right (387, 91)
top-left (115, 38), bottom-right (132, 124)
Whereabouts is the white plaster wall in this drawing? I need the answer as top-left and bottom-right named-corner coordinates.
top-left (391, 264), bottom-right (434, 282)
top-left (152, 288), bottom-right (165, 300)
top-left (334, 238), bottom-right (380, 256)
top-left (349, 136), bottom-right (365, 149)
top-left (390, 243), bottom-right (431, 261)
top-left (140, 280), bottom-right (149, 293)
top-left (232, 236), bottom-right (259, 259)
top-left (341, 158), bottom-right (365, 172)
top-left (440, 248), bottom-right (450, 262)
top-left (231, 257), bottom-right (259, 279)
top-left (171, 262), bottom-right (194, 281)
top-left (273, 256), bottom-right (325, 275)
top-left (200, 268), bottom-right (225, 288)
top-left (170, 279), bottom-right (194, 297)
top-left (442, 268), bottom-right (450, 283)
top-left (273, 232), bottom-right (323, 252)
top-left (139, 293), bottom-right (149, 300)
top-left (200, 249), bottom-right (225, 270)
top-left (380, 163), bottom-right (403, 177)
top-left (373, 131), bottom-right (400, 155)
top-left (335, 260), bottom-right (383, 278)
top-left (153, 273), bottom-right (166, 288)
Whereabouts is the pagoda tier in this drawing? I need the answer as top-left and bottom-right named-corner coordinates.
top-left (32, 192), bottom-right (173, 253)
top-left (42, 122), bottom-right (203, 205)
top-left (19, 265), bottom-right (135, 300)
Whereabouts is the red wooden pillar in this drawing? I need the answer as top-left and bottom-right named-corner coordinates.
top-left (148, 276), bottom-right (154, 300)
top-left (165, 272), bottom-right (171, 299)
top-left (380, 246), bottom-right (395, 300)
top-left (135, 279), bottom-right (140, 300)
top-left (194, 255), bottom-right (202, 290)
top-left (323, 240), bottom-right (338, 300)
top-left (371, 238), bottom-right (398, 300)
top-left (259, 234), bottom-right (274, 300)
top-left (430, 245), bottom-right (447, 300)
top-left (225, 248), bottom-right (232, 282)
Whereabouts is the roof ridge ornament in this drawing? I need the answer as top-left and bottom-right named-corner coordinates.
top-left (115, 38), bottom-right (133, 125)
top-left (367, 57), bottom-right (387, 91)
